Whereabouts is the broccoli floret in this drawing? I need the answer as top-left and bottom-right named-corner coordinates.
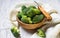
top-left (26, 8), bottom-right (41, 17)
top-left (17, 13), bottom-right (21, 19)
top-left (28, 6), bottom-right (41, 15)
top-left (21, 15), bottom-right (32, 24)
top-left (26, 8), bottom-right (35, 17)
top-left (11, 26), bottom-right (20, 37)
top-left (21, 5), bottom-right (28, 15)
top-left (37, 29), bottom-right (46, 37)
top-left (21, 5), bottom-right (27, 11)
top-left (28, 17), bottom-right (32, 24)
top-left (33, 9), bottom-right (41, 15)
top-left (32, 14), bottom-right (44, 23)
top-left (22, 8), bottom-right (29, 15)
top-left (17, 12), bottom-right (24, 19)
top-left (22, 6), bottom-right (36, 15)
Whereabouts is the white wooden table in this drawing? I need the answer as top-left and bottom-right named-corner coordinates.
top-left (0, 0), bottom-right (60, 38)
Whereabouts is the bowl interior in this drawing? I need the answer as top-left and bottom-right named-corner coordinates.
top-left (16, 16), bottom-right (46, 29)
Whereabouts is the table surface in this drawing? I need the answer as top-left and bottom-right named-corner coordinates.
top-left (0, 0), bottom-right (60, 38)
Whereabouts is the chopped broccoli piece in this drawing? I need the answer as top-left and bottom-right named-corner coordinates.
top-left (33, 9), bottom-right (41, 15)
top-left (28, 17), bottom-right (32, 24)
top-left (28, 6), bottom-right (41, 15)
top-left (21, 15), bottom-right (32, 24)
top-left (37, 29), bottom-right (46, 37)
top-left (17, 12), bottom-right (24, 19)
top-left (17, 13), bottom-right (21, 19)
top-left (32, 14), bottom-right (44, 23)
top-left (21, 5), bottom-right (28, 15)
top-left (26, 8), bottom-right (41, 17)
top-left (26, 8), bottom-right (35, 17)
top-left (21, 5), bottom-right (27, 11)
top-left (11, 26), bottom-right (20, 37)
top-left (22, 8), bottom-right (29, 15)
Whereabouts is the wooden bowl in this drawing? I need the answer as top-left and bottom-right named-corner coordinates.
top-left (16, 17), bottom-right (46, 29)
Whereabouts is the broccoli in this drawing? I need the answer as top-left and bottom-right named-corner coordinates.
top-left (21, 5), bottom-right (27, 11)
top-left (26, 8), bottom-right (41, 17)
top-left (21, 15), bottom-right (32, 24)
top-left (21, 5), bottom-right (40, 17)
top-left (17, 12), bottom-right (24, 19)
top-left (11, 26), bottom-right (20, 38)
top-left (33, 9), bottom-right (41, 15)
top-left (28, 6), bottom-right (41, 15)
top-left (17, 5), bottom-right (45, 24)
top-left (28, 6), bottom-right (36, 9)
top-left (22, 8), bottom-right (29, 15)
top-left (22, 6), bottom-right (36, 15)
top-left (17, 12), bottom-right (21, 19)
top-left (37, 29), bottom-right (46, 37)
top-left (28, 17), bottom-right (32, 24)
top-left (21, 5), bottom-right (29, 15)
top-left (32, 14), bottom-right (44, 23)
top-left (26, 8), bottom-right (35, 17)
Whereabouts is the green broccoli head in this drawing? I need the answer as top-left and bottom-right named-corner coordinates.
top-left (17, 12), bottom-right (24, 19)
top-left (28, 17), bottom-right (32, 24)
top-left (11, 26), bottom-right (20, 37)
top-left (21, 5), bottom-right (28, 15)
top-left (33, 9), bottom-right (41, 15)
top-left (22, 8), bottom-right (29, 15)
top-left (37, 29), bottom-right (46, 37)
top-left (21, 15), bottom-right (32, 24)
top-left (26, 8), bottom-right (41, 17)
top-left (26, 8), bottom-right (35, 17)
top-left (28, 6), bottom-right (41, 15)
top-left (21, 5), bottom-right (27, 11)
top-left (32, 14), bottom-right (44, 23)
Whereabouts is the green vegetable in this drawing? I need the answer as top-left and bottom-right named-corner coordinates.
top-left (17, 12), bottom-right (21, 19)
top-left (37, 29), bottom-right (46, 37)
top-left (17, 5), bottom-right (44, 24)
top-left (21, 5), bottom-right (27, 11)
top-left (26, 8), bottom-right (41, 17)
top-left (22, 6), bottom-right (36, 15)
top-left (21, 5), bottom-right (28, 15)
top-left (32, 14), bottom-right (44, 23)
top-left (22, 8), bottom-right (29, 15)
top-left (21, 15), bottom-right (32, 24)
top-left (28, 6), bottom-right (36, 9)
top-left (28, 6), bottom-right (41, 15)
top-left (11, 26), bottom-right (20, 37)
top-left (33, 9), bottom-right (41, 14)
top-left (26, 8), bottom-right (35, 17)
top-left (17, 12), bottom-right (24, 19)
